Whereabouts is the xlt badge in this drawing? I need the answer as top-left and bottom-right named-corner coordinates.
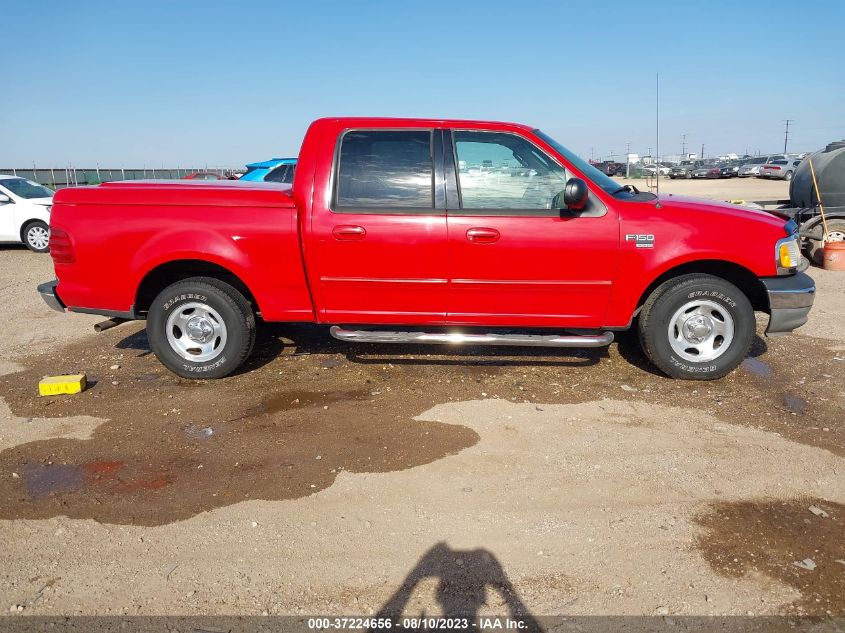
top-left (625, 234), bottom-right (655, 248)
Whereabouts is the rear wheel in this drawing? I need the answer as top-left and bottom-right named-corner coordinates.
top-left (638, 274), bottom-right (754, 380)
top-left (147, 277), bottom-right (255, 379)
top-left (784, 170), bottom-right (794, 181)
top-left (23, 221), bottom-right (50, 253)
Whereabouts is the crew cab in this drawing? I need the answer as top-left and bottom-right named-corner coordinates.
top-left (39, 117), bottom-right (815, 380)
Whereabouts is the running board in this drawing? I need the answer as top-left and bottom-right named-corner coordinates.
top-left (329, 326), bottom-right (614, 348)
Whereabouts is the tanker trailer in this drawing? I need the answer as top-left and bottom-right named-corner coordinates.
top-left (788, 140), bottom-right (845, 262)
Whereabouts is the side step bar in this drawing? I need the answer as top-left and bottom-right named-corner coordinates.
top-left (329, 326), bottom-right (614, 348)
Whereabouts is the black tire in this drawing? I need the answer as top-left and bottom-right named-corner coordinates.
top-left (638, 274), bottom-right (754, 380)
top-left (806, 219), bottom-right (845, 265)
top-left (784, 170), bottom-right (793, 181)
top-left (147, 277), bottom-right (255, 379)
top-left (22, 221), bottom-right (50, 253)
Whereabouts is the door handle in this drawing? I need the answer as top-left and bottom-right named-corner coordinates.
top-left (332, 225), bottom-right (367, 241)
top-left (466, 227), bottom-right (500, 243)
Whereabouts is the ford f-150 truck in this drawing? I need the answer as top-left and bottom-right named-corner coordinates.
top-left (38, 117), bottom-right (815, 380)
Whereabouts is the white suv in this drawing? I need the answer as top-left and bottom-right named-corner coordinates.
top-left (0, 176), bottom-right (53, 252)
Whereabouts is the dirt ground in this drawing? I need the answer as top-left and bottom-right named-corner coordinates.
top-left (616, 174), bottom-right (790, 203)
top-left (1, 178), bottom-right (844, 621)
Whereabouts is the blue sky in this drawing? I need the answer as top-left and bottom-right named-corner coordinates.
top-left (3, 0), bottom-right (843, 168)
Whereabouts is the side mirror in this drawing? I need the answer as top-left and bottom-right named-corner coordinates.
top-left (562, 177), bottom-right (589, 211)
top-left (0, 193), bottom-right (11, 204)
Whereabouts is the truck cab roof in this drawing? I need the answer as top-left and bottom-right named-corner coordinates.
top-left (310, 116), bottom-right (536, 132)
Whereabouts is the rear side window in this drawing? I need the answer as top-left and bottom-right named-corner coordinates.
top-left (335, 130), bottom-right (433, 209)
top-left (265, 164), bottom-right (294, 184)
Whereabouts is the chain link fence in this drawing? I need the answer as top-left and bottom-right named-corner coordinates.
top-left (0, 167), bottom-right (238, 189)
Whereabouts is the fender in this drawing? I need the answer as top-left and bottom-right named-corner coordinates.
top-left (131, 231), bottom-right (263, 310)
top-left (130, 223), bottom-right (314, 322)
top-left (605, 251), bottom-right (770, 328)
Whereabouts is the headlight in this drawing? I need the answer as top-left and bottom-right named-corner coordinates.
top-left (775, 234), bottom-right (801, 273)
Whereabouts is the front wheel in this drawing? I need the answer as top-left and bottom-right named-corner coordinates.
top-left (23, 221), bottom-right (50, 253)
top-left (147, 277), bottom-right (256, 379)
top-left (638, 274), bottom-right (754, 380)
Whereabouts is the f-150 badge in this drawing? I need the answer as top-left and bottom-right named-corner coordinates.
top-left (625, 234), bottom-right (655, 248)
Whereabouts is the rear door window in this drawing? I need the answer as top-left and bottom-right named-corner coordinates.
top-left (265, 164), bottom-right (293, 184)
top-left (334, 130), bottom-right (433, 210)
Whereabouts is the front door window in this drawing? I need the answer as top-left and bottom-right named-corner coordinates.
top-left (453, 131), bottom-right (567, 211)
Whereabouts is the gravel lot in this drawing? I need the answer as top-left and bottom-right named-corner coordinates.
top-left (1, 178), bottom-right (843, 619)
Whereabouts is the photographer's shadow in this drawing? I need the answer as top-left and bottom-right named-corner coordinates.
top-left (375, 542), bottom-right (543, 632)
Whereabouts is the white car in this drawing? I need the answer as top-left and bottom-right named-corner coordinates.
top-left (640, 163), bottom-right (672, 176)
top-left (0, 176), bottom-right (53, 252)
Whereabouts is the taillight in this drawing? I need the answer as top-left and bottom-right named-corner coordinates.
top-left (49, 227), bottom-right (75, 264)
top-left (771, 166), bottom-right (781, 170)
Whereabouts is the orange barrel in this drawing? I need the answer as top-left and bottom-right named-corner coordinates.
top-left (822, 241), bottom-right (845, 271)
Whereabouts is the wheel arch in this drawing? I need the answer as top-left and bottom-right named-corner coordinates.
top-left (19, 218), bottom-right (48, 243)
top-left (801, 213), bottom-right (845, 233)
top-left (635, 260), bottom-right (768, 316)
top-left (135, 259), bottom-right (260, 317)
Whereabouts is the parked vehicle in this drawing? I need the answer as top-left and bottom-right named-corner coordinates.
top-left (692, 165), bottom-right (721, 179)
top-left (590, 161), bottom-right (620, 176)
top-left (40, 117), bottom-right (813, 381)
top-left (0, 176), bottom-right (53, 252)
top-left (183, 172), bottom-right (224, 180)
top-left (770, 141), bottom-right (845, 263)
top-left (639, 163), bottom-right (671, 176)
top-left (669, 160), bottom-right (705, 179)
top-left (760, 159), bottom-right (802, 181)
top-left (239, 158), bottom-right (297, 184)
top-left (718, 161), bottom-right (741, 178)
top-left (738, 155), bottom-right (786, 177)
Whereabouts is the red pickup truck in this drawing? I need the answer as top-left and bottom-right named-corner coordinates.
top-left (39, 117), bottom-right (814, 380)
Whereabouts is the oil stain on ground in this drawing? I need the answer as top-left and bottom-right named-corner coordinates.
top-left (0, 393), bottom-right (479, 525)
top-left (695, 499), bottom-right (845, 615)
top-left (0, 327), bottom-right (481, 526)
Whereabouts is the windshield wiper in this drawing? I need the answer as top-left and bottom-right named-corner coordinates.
top-left (610, 184), bottom-right (640, 195)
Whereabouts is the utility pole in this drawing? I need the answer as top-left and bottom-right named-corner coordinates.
top-left (700, 143), bottom-right (705, 161)
top-left (590, 147), bottom-right (595, 162)
top-left (681, 133), bottom-right (687, 157)
top-left (783, 119), bottom-right (793, 154)
top-left (625, 142), bottom-right (631, 177)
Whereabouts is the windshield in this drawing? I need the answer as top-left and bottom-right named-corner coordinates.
top-left (533, 130), bottom-right (621, 195)
top-left (0, 178), bottom-right (54, 199)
